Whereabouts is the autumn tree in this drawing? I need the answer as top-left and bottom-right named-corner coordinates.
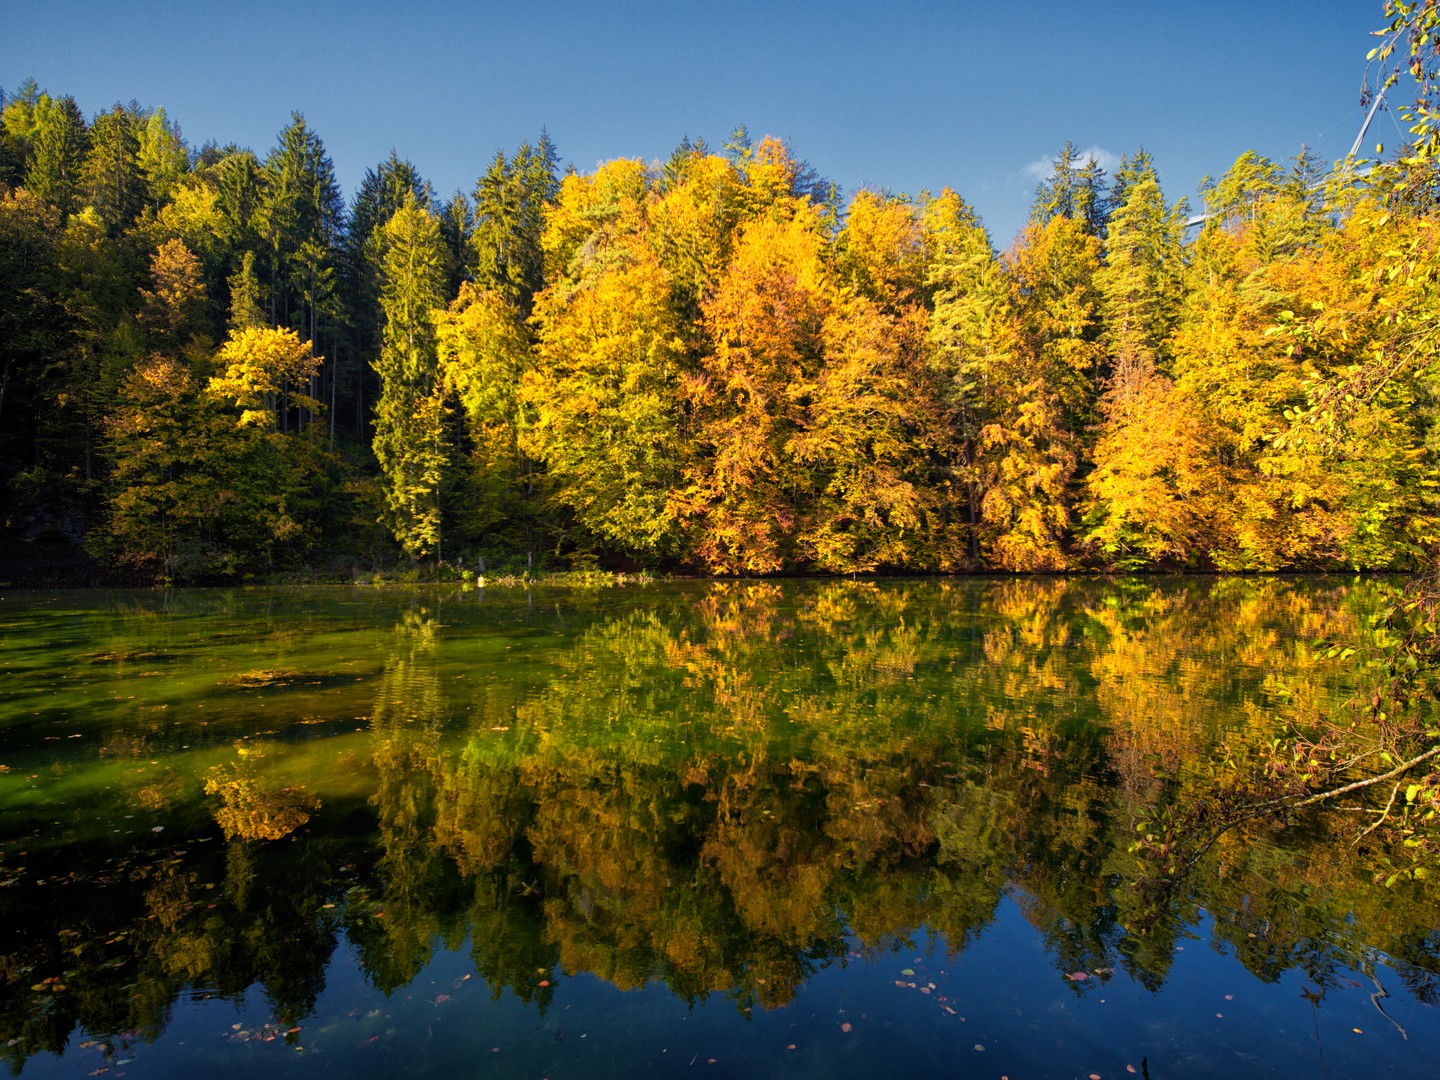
top-left (797, 190), bottom-right (965, 572)
top-left (978, 215), bottom-right (1102, 570)
top-left (797, 292), bottom-right (965, 572)
top-left (526, 162), bottom-right (688, 562)
top-left (1084, 151), bottom-right (1209, 567)
top-left (138, 238), bottom-right (212, 352)
top-left (682, 206), bottom-right (830, 572)
top-left (104, 320), bottom-right (331, 579)
top-left (923, 188), bottom-right (1009, 565)
top-left (434, 282), bottom-right (538, 549)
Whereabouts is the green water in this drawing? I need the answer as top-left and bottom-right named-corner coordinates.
top-left (0, 578), bottom-right (1435, 1078)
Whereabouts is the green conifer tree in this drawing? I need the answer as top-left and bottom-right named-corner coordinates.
top-left (373, 197), bottom-right (450, 561)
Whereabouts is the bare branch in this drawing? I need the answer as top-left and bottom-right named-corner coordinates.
top-left (1290, 745), bottom-right (1440, 809)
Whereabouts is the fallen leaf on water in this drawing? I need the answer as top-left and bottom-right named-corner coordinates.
top-left (786, 1044), bottom-right (796, 1051)
top-left (1066, 972), bottom-right (1090, 981)
top-left (1224, 994), bottom-right (1233, 1001)
top-left (1090, 1074), bottom-right (1101, 1079)
top-left (1353, 1028), bottom-right (1363, 1034)
top-left (900, 968), bottom-right (915, 976)
top-left (973, 1044), bottom-right (985, 1051)
top-left (840, 1022), bottom-right (852, 1033)
top-left (1127, 1067), bottom-right (1138, 1074)
top-left (434, 994), bottom-right (451, 1004)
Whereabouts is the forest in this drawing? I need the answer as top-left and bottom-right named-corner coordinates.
top-left (1, 77), bottom-right (1438, 583)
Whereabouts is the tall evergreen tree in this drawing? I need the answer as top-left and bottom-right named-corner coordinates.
top-left (1096, 152), bottom-right (1187, 370)
top-left (0, 81), bottom-right (41, 187)
top-left (258, 112), bottom-right (343, 329)
top-left (471, 131), bottom-right (558, 314)
top-left (372, 197), bottom-right (449, 561)
top-left (923, 188), bottom-right (1007, 565)
top-left (137, 106), bottom-right (188, 210)
top-left (26, 94), bottom-right (89, 219)
top-left (345, 151), bottom-right (429, 440)
top-left (1030, 142), bottom-right (1109, 236)
top-left (80, 103), bottom-right (146, 234)
top-left (209, 147), bottom-right (263, 249)
top-left (256, 114), bottom-right (343, 438)
top-left (437, 189), bottom-right (474, 295)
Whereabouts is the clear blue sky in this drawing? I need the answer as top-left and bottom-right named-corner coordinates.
top-left (1, 0), bottom-right (1400, 244)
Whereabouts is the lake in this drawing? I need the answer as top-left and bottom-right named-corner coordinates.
top-left (0, 578), bottom-right (1436, 1079)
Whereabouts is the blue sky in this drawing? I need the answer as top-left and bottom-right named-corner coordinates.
top-left (2, 0), bottom-right (1400, 244)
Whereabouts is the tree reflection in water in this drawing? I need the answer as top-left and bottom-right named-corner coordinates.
top-left (1, 577), bottom-right (1437, 1069)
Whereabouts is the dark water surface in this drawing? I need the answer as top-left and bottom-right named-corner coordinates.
top-left (0, 578), bottom-right (1436, 1079)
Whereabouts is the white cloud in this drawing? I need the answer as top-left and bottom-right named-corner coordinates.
top-left (1019, 145), bottom-right (1121, 184)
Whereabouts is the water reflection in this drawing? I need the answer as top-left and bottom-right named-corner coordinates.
top-left (1, 577), bottom-right (1436, 1071)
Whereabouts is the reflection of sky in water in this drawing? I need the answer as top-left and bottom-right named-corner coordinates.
top-left (0, 579), bottom-right (1436, 1079)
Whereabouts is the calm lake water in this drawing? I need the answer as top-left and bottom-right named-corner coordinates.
top-left (0, 578), bottom-right (1436, 1079)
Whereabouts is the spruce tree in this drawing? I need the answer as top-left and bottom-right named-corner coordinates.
top-left (372, 197), bottom-right (450, 562)
top-left (80, 103), bottom-right (145, 234)
top-left (26, 93), bottom-right (89, 219)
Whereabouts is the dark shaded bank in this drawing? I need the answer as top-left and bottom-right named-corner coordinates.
top-left (0, 536), bottom-right (106, 588)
